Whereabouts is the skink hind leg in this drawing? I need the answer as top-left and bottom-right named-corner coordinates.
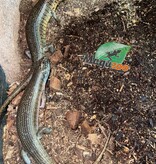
top-left (37, 127), bottom-right (52, 140)
top-left (21, 150), bottom-right (31, 164)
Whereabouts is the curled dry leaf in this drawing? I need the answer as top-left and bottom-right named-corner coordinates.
top-left (66, 111), bottom-right (81, 130)
top-left (50, 76), bottom-right (61, 91)
top-left (49, 50), bottom-right (63, 65)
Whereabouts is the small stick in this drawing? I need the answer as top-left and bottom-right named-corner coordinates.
top-left (93, 132), bottom-right (111, 164)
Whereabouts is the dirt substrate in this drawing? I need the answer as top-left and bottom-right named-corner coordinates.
top-left (3, 0), bottom-right (156, 163)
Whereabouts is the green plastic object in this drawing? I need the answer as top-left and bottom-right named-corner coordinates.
top-left (95, 42), bottom-right (131, 64)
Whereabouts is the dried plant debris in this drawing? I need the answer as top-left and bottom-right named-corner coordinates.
top-left (3, 0), bottom-right (156, 164)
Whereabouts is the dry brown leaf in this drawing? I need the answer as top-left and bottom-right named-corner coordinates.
top-left (87, 133), bottom-right (100, 145)
top-left (66, 111), bottom-right (81, 130)
top-left (49, 50), bottom-right (63, 64)
top-left (81, 120), bottom-right (92, 135)
top-left (50, 76), bottom-right (61, 91)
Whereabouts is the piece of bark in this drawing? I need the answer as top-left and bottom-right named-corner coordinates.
top-left (50, 76), bottom-right (61, 91)
top-left (66, 111), bottom-right (81, 130)
top-left (81, 120), bottom-right (92, 135)
top-left (49, 50), bottom-right (63, 65)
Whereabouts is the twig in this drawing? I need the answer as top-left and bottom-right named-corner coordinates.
top-left (93, 132), bottom-right (111, 164)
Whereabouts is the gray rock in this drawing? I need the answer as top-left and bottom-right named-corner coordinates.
top-left (0, 0), bottom-right (21, 83)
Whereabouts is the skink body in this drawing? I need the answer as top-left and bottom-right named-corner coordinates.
top-left (0, 0), bottom-right (62, 117)
top-left (26, 0), bottom-right (62, 63)
top-left (16, 57), bottom-right (55, 164)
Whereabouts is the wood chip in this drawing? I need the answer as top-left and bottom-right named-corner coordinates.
top-left (49, 50), bottom-right (63, 64)
top-left (50, 76), bottom-right (61, 91)
top-left (66, 111), bottom-right (81, 130)
top-left (81, 120), bottom-right (92, 135)
top-left (11, 92), bottom-right (23, 106)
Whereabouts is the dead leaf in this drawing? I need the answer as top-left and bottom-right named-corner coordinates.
top-left (49, 50), bottom-right (63, 64)
top-left (87, 133), bottom-right (101, 145)
top-left (81, 120), bottom-right (92, 135)
top-left (66, 111), bottom-right (81, 130)
top-left (50, 76), bottom-right (61, 91)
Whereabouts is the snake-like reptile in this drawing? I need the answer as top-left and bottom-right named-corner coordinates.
top-left (16, 57), bottom-right (56, 164)
top-left (0, 0), bottom-right (63, 163)
top-left (0, 0), bottom-right (62, 117)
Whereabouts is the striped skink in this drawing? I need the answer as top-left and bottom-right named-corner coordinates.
top-left (26, 0), bottom-right (63, 63)
top-left (0, 0), bottom-right (62, 117)
top-left (16, 57), bottom-right (56, 164)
